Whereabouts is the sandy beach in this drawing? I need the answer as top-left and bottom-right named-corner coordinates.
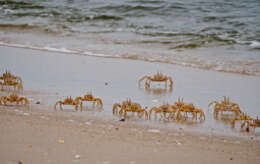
top-left (0, 46), bottom-right (260, 164)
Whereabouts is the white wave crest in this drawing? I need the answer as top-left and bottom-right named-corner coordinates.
top-left (249, 41), bottom-right (260, 49)
top-left (1, 41), bottom-right (260, 77)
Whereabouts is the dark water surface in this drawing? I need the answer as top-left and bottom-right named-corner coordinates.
top-left (0, 0), bottom-right (260, 75)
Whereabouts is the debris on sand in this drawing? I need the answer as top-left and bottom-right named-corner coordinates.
top-left (85, 121), bottom-right (92, 126)
top-left (36, 101), bottom-right (40, 104)
top-left (152, 99), bottom-right (158, 105)
top-left (200, 137), bottom-right (206, 140)
top-left (234, 141), bottom-right (240, 144)
top-left (119, 118), bottom-right (125, 122)
top-left (28, 98), bottom-right (34, 102)
top-left (15, 109), bottom-right (23, 115)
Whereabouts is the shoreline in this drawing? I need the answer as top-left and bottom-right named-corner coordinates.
top-left (0, 45), bottom-right (260, 136)
top-left (1, 45), bottom-right (260, 163)
top-left (0, 89), bottom-right (258, 140)
top-left (0, 41), bottom-right (260, 77)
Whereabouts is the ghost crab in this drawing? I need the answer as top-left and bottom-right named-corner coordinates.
top-left (232, 113), bottom-right (260, 132)
top-left (0, 71), bottom-right (22, 83)
top-left (113, 99), bottom-right (148, 120)
top-left (112, 98), bottom-right (134, 115)
top-left (139, 72), bottom-right (173, 89)
top-left (0, 80), bottom-right (23, 92)
top-left (175, 98), bottom-right (205, 121)
top-left (241, 117), bottom-right (260, 132)
top-left (0, 71), bottom-right (23, 92)
top-left (149, 104), bottom-right (177, 120)
top-left (144, 87), bottom-right (173, 95)
top-left (0, 94), bottom-right (29, 105)
top-left (208, 96), bottom-right (242, 119)
top-left (54, 96), bottom-right (81, 111)
top-left (120, 103), bottom-right (148, 120)
top-left (75, 94), bottom-right (103, 110)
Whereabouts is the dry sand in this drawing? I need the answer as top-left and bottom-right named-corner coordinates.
top-left (0, 46), bottom-right (260, 164)
top-left (0, 95), bottom-right (260, 164)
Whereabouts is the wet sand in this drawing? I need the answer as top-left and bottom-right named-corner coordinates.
top-left (1, 45), bottom-right (260, 134)
top-left (0, 46), bottom-right (260, 163)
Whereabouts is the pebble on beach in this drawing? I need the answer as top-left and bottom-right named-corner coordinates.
top-left (58, 139), bottom-right (65, 144)
top-left (74, 154), bottom-right (80, 159)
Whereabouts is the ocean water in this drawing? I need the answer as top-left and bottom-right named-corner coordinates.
top-left (0, 0), bottom-right (260, 75)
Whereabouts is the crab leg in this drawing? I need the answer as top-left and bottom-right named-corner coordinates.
top-left (138, 76), bottom-right (148, 86)
top-left (168, 77), bottom-right (173, 88)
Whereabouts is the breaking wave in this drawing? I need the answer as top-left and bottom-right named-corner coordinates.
top-left (1, 41), bottom-right (260, 77)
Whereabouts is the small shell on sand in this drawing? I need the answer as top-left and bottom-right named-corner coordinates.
top-left (23, 113), bottom-right (30, 116)
top-left (40, 116), bottom-right (49, 120)
top-left (175, 140), bottom-right (182, 145)
top-left (148, 129), bottom-right (160, 133)
top-left (74, 154), bottom-right (80, 159)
